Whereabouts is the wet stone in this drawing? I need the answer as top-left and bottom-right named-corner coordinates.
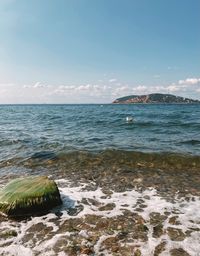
top-left (25, 222), bottom-right (54, 242)
top-left (170, 248), bottom-right (190, 256)
top-left (153, 224), bottom-right (164, 238)
top-left (67, 204), bottom-right (84, 216)
top-left (136, 199), bottom-right (145, 204)
top-left (135, 207), bottom-right (144, 212)
top-left (102, 236), bottom-right (119, 253)
top-left (121, 204), bottom-right (129, 207)
top-left (153, 241), bottom-right (166, 256)
top-left (116, 231), bottom-right (129, 240)
top-left (167, 227), bottom-right (186, 241)
top-left (23, 223), bottom-right (54, 244)
top-left (95, 218), bottom-right (111, 231)
top-left (84, 214), bottom-right (104, 227)
top-left (150, 212), bottom-right (167, 225)
top-left (134, 249), bottom-right (142, 256)
top-left (131, 224), bottom-right (149, 242)
top-left (188, 227), bottom-right (200, 232)
top-left (185, 230), bottom-right (193, 237)
top-left (168, 216), bottom-right (181, 225)
top-left (101, 188), bottom-right (113, 196)
top-left (81, 198), bottom-right (90, 205)
top-left (62, 243), bottom-right (81, 256)
top-left (87, 198), bottom-right (101, 206)
top-left (54, 238), bottom-right (69, 253)
top-left (80, 246), bottom-right (94, 255)
top-left (57, 219), bottom-right (83, 233)
top-left (143, 195), bottom-right (150, 200)
top-left (138, 224), bottom-right (149, 232)
top-left (98, 203), bottom-right (116, 211)
top-left (139, 204), bottom-right (147, 208)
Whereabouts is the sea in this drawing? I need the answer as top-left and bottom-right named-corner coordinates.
top-left (0, 104), bottom-right (200, 256)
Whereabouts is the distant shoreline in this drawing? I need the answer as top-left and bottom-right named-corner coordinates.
top-left (113, 93), bottom-right (200, 104)
top-left (0, 102), bottom-right (200, 106)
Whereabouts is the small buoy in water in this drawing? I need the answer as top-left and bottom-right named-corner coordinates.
top-left (126, 116), bottom-right (134, 123)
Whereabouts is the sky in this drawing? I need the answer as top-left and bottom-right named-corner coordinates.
top-left (0, 0), bottom-right (200, 103)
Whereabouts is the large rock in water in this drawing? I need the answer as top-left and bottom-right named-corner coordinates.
top-left (0, 176), bottom-right (62, 217)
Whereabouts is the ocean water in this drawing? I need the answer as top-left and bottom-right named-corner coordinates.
top-left (0, 104), bottom-right (200, 158)
top-left (0, 104), bottom-right (200, 256)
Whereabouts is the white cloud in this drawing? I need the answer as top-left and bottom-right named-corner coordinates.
top-left (109, 78), bottom-right (117, 83)
top-left (23, 82), bottom-right (50, 89)
top-left (166, 84), bottom-right (181, 92)
top-left (115, 86), bottom-right (129, 92)
top-left (111, 77), bottom-right (200, 99)
top-left (58, 85), bottom-right (76, 90)
top-left (132, 85), bottom-right (147, 92)
top-left (112, 85), bottom-right (149, 97)
top-left (178, 78), bottom-right (200, 85)
top-left (51, 84), bottom-right (111, 101)
top-left (112, 86), bottom-right (130, 96)
top-left (76, 84), bottom-right (94, 91)
top-left (0, 76), bottom-right (200, 103)
top-left (33, 82), bottom-right (45, 88)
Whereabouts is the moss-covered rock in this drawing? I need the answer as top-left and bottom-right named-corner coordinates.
top-left (0, 176), bottom-right (62, 217)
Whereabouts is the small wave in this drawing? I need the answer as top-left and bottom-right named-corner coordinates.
top-left (13, 149), bottom-right (199, 172)
top-left (30, 151), bottom-right (58, 161)
top-left (180, 139), bottom-right (200, 145)
top-left (1, 149), bottom-right (200, 172)
top-left (0, 139), bottom-right (21, 146)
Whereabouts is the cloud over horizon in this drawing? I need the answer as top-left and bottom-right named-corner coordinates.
top-left (178, 78), bottom-right (200, 85)
top-left (0, 77), bottom-right (200, 104)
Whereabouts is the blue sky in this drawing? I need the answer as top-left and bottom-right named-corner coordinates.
top-left (0, 0), bottom-right (200, 103)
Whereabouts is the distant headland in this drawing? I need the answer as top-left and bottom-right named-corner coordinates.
top-left (113, 93), bottom-right (200, 104)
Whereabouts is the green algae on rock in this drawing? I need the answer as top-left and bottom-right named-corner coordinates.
top-left (0, 176), bottom-right (62, 217)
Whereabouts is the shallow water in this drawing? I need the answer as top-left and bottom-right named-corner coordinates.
top-left (0, 180), bottom-right (200, 256)
top-left (0, 104), bottom-right (200, 255)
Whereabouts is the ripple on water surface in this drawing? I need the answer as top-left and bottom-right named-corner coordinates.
top-left (0, 104), bottom-right (200, 157)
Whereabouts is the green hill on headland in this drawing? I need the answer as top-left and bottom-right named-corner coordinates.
top-left (113, 93), bottom-right (200, 104)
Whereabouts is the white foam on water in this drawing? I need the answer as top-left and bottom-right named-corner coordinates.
top-left (57, 252), bottom-right (68, 256)
top-left (0, 244), bottom-right (33, 256)
top-left (59, 184), bottom-right (141, 218)
top-left (0, 179), bottom-right (200, 255)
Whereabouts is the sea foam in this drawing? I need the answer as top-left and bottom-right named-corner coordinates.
top-left (0, 179), bottom-right (199, 256)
